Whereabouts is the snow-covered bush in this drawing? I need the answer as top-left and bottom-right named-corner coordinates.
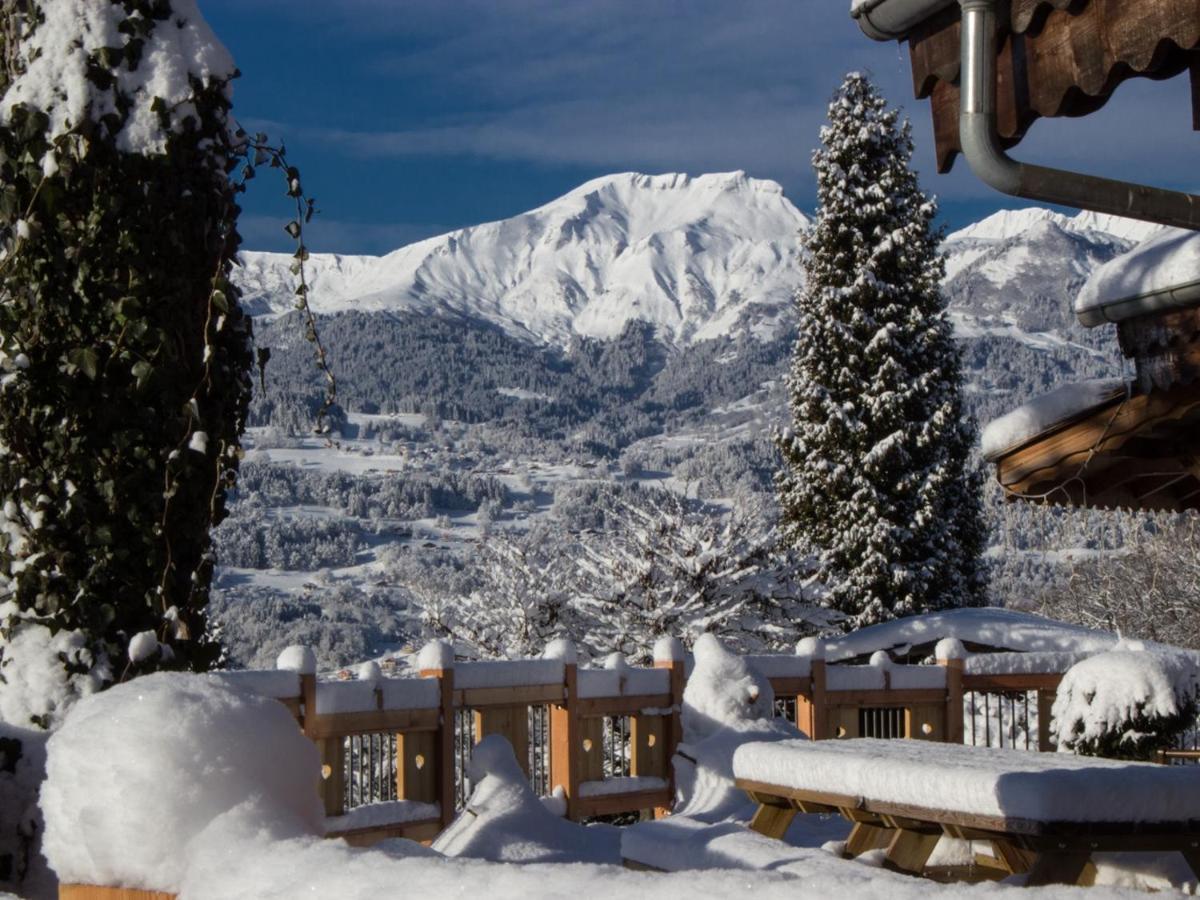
top-left (1052, 644), bottom-right (1200, 760)
top-left (674, 635), bottom-right (797, 822)
top-left (40, 672), bottom-right (322, 892)
top-left (433, 734), bottom-right (619, 864)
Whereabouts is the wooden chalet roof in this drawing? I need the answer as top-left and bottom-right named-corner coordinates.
top-left (990, 380), bottom-right (1200, 512)
top-left (906, 0), bottom-right (1200, 172)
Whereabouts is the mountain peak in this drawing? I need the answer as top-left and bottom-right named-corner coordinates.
top-left (236, 171), bottom-right (809, 346)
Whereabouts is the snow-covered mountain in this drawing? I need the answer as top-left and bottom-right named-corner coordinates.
top-left (236, 171), bottom-right (809, 346)
top-left (236, 173), bottom-right (1165, 357)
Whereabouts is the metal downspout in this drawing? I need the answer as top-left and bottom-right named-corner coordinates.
top-left (958, 0), bottom-right (1200, 232)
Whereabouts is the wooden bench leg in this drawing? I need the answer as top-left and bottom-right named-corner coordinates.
top-left (1024, 852), bottom-right (1093, 887)
top-left (748, 803), bottom-right (797, 840)
top-left (1182, 848), bottom-right (1200, 882)
top-left (990, 839), bottom-right (1037, 875)
top-left (885, 829), bottom-right (941, 874)
top-left (845, 822), bottom-right (893, 857)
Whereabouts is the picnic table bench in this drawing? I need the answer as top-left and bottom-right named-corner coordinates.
top-left (732, 738), bottom-right (1200, 887)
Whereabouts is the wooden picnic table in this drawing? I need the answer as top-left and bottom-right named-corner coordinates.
top-left (732, 738), bottom-right (1200, 887)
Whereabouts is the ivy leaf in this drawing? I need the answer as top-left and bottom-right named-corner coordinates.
top-left (67, 348), bottom-right (99, 380)
top-left (131, 360), bottom-right (153, 389)
top-left (283, 221), bottom-right (301, 239)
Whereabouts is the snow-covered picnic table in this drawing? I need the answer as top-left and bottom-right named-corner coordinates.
top-left (732, 738), bottom-right (1200, 886)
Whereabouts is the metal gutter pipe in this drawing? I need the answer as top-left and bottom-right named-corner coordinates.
top-left (958, 0), bottom-right (1200, 232)
top-left (852, 0), bottom-right (956, 41)
top-left (1077, 279), bottom-right (1200, 327)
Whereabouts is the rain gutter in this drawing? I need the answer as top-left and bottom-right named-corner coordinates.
top-left (958, 0), bottom-right (1200, 233)
top-left (851, 0), bottom-right (955, 41)
top-left (1077, 279), bottom-right (1200, 327)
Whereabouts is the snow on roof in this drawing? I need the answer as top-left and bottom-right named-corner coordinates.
top-left (1076, 228), bottom-right (1200, 325)
top-left (980, 379), bottom-right (1127, 460)
top-left (822, 608), bottom-right (1116, 662)
top-left (732, 738), bottom-right (1200, 823)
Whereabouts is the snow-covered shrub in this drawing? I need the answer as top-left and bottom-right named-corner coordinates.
top-left (433, 734), bottom-right (619, 864)
top-left (674, 635), bottom-right (797, 822)
top-left (1052, 644), bottom-right (1200, 760)
top-left (40, 672), bottom-right (322, 892)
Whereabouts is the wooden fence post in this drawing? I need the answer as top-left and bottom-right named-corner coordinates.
top-left (940, 656), bottom-right (965, 745)
top-left (549, 662), bottom-right (581, 819)
top-left (420, 665), bottom-right (456, 827)
top-left (654, 657), bottom-right (685, 817)
top-left (797, 656), bottom-right (827, 740)
top-left (1037, 688), bottom-right (1055, 752)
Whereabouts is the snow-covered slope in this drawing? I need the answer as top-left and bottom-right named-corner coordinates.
top-left (236, 174), bottom-right (1174, 359)
top-left (236, 172), bottom-right (809, 346)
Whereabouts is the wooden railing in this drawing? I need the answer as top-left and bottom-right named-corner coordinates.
top-left (216, 645), bottom-right (1074, 847)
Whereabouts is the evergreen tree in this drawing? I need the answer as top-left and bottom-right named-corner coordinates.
top-left (775, 72), bottom-right (988, 630)
top-left (0, 0), bottom-right (252, 728)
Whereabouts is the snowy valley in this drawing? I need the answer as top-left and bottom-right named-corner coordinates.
top-left (211, 172), bottom-right (1165, 670)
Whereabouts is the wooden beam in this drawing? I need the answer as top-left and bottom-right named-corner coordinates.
top-left (574, 694), bottom-right (673, 718)
top-left (59, 887), bottom-right (176, 900)
top-left (304, 707), bottom-right (439, 740)
top-left (455, 683), bottom-right (564, 709)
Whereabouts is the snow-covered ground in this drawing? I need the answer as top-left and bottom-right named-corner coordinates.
top-left (32, 637), bottom-right (1199, 899)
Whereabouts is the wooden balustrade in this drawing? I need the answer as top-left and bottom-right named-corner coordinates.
top-left (248, 646), bottom-right (1073, 849)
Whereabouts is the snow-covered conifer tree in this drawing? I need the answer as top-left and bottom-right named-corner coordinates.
top-left (775, 72), bottom-right (988, 629)
top-left (0, 1), bottom-right (254, 729)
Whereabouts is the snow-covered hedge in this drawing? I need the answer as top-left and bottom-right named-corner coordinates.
top-left (1052, 643), bottom-right (1200, 760)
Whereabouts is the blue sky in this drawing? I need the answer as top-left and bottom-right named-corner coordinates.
top-left (200, 0), bottom-right (1199, 256)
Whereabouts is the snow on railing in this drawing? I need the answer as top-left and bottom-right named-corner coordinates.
top-left (219, 637), bottom-right (1094, 847)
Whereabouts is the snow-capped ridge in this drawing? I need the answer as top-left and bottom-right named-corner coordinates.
top-left (235, 171), bottom-right (809, 347)
top-left (947, 207), bottom-right (1164, 246)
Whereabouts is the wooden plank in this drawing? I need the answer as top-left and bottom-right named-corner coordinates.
top-left (748, 803), bottom-right (797, 840)
top-left (578, 716), bottom-right (605, 783)
top-left (474, 705), bottom-right (530, 777)
top-left (456, 683), bottom-right (564, 709)
top-left (1024, 851), bottom-right (1093, 887)
top-left (990, 838), bottom-right (1037, 875)
top-left (906, 703), bottom-right (945, 741)
top-left (574, 694), bottom-right (673, 718)
top-left (630, 713), bottom-right (667, 780)
top-left (828, 705), bottom-right (859, 740)
top-left (1037, 689), bottom-right (1056, 752)
top-left (60, 887), bottom-right (176, 900)
top-left (574, 788), bottom-right (673, 820)
top-left (734, 778), bottom-right (1039, 836)
top-left (961, 674), bottom-right (1062, 692)
top-left (823, 689), bottom-right (946, 706)
top-left (319, 736), bottom-right (345, 817)
top-left (418, 667), bottom-right (456, 829)
top-left (766, 676), bottom-right (811, 697)
top-left (305, 707), bottom-right (439, 739)
top-left (396, 730), bottom-right (437, 804)
top-left (941, 657), bottom-right (964, 744)
top-left (845, 822), bottom-right (893, 856)
top-left (326, 817), bottom-right (441, 848)
top-left (885, 828), bottom-right (941, 873)
top-left (657, 658), bottom-right (685, 813)
top-left (549, 663), bottom-right (580, 818)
